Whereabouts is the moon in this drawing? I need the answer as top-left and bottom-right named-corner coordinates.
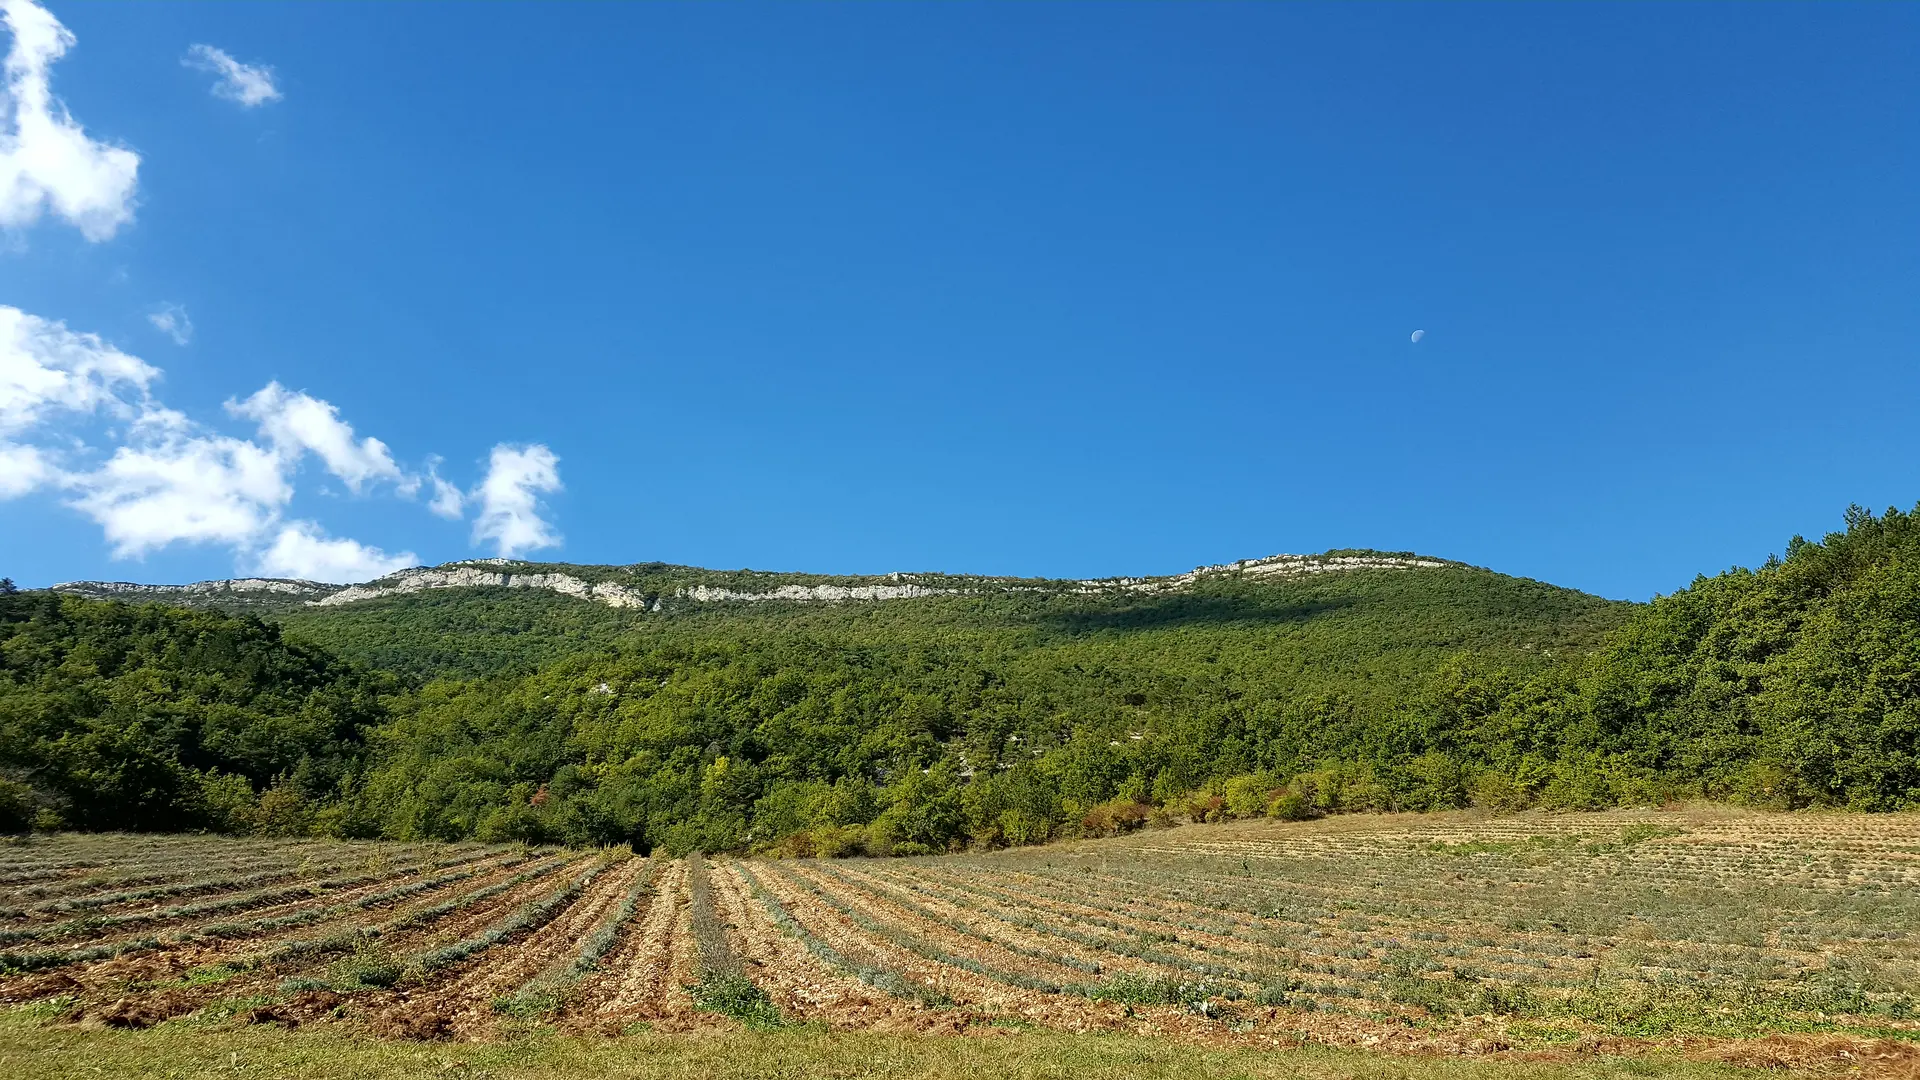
top-left (1410, 329), bottom-right (1426, 343)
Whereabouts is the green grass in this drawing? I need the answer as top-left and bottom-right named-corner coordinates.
top-left (0, 1006), bottom-right (1809, 1080)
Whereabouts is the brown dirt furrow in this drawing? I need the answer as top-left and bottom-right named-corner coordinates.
top-left (0, 854), bottom-right (527, 1008)
top-left (362, 857), bottom-right (644, 1037)
top-left (741, 865), bottom-right (1509, 1052)
top-left (78, 852), bottom-right (506, 936)
top-left (1026, 861), bottom-right (1817, 991)
top-left (0, 849), bottom-right (521, 979)
top-left (27, 853), bottom-right (585, 1023)
top-left (795, 862), bottom-right (1133, 987)
top-left (754, 862), bottom-right (1115, 1025)
top-left (570, 859), bottom-right (678, 1016)
top-left (895, 864), bottom-right (1285, 977)
top-left (0, 859), bottom-right (368, 930)
top-left (0, 854), bottom-right (341, 917)
top-left (738, 862), bottom-right (968, 1006)
top-left (252, 851), bottom-right (522, 927)
top-left (370, 853), bottom-right (596, 961)
top-left (571, 859), bottom-right (709, 1032)
top-left (708, 860), bottom-right (944, 1031)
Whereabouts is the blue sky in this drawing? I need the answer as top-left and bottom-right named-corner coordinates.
top-left (1, 2), bottom-right (1914, 600)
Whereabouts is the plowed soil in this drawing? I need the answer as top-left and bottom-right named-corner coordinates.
top-left (2, 811), bottom-right (1917, 1077)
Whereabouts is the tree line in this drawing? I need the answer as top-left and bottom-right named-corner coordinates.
top-left (3, 505), bottom-right (1915, 849)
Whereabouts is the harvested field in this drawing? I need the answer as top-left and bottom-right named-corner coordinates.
top-left (2, 810), bottom-right (1917, 1076)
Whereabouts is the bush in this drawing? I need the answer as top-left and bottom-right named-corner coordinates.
top-left (326, 940), bottom-right (403, 989)
top-left (1081, 799), bottom-right (1152, 837)
top-left (690, 971), bottom-right (784, 1028)
top-left (477, 803), bottom-right (549, 845)
top-left (0, 781), bottom-right (33, 834)
top-left (1266, 787), bottom-right (1314, 821)
top-left (196, 772), bottom-right (258, 835)
top-left (1222, 774), bottom-right (1279, 819)
top-left (997, 808), bottom-right (1051, 846)
top-left (252, 780), bottom-right (317, 837)
top-left (1181, 793), bottom-right (1228, 823)
top-left (1470, 771), bottom-right (1534, 812)
top-left (811, 824), bottom-right (867, 858)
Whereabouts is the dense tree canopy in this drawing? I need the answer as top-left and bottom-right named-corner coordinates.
top-left (0, 592), bottom-right (388, 833)
top-left (5, 508), bottom-right (1918, 848)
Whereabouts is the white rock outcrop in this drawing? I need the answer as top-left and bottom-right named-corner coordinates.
top-left (674, 582), bottom-right (957, 603)
top-left (54, 552), bottom-right (1456, 613)
top-left (1089, 553), bottom-right (1451, 594)
top-left (316, 566), bottom-right (650, 608)
top-left (51, 577), bottom-right (334, 601)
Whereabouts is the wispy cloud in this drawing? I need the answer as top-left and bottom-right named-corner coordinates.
top-left (0, 440), bottom-right (49, 497)
top-left (423, 455), bottom-right (465, 520)
top-left (0, 0), bottom-right (141, 240)
top-left (148, 303), bottom-right (192, 345)
top-left (0, 304), bottom-right (157, 439)
top-left (183, 44), bottom-right (281, 108)
top-left (68, 410), bottom-right (292, 558)
top-left (228, 381), bottom-right (404, 494)
top-left (1, 301), bottom-right (565, 583)
top-left (472, 444), bottom-right (562, 557)
top-left (251, 520), bottom-right (415, 583)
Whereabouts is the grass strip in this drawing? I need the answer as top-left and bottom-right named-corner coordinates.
top-left (687, 856), bottom-right (784, 1029)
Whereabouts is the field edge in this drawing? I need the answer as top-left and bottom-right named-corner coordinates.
top-left (0, 1007), bottom-right (1825, 1080)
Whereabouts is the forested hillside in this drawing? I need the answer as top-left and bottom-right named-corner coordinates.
top-left (0, 589), bottom-right (388, 833)
top-left (7, 506), bottom-right (1919, 852)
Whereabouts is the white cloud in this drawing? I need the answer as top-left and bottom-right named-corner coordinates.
top-left (0, 0), bottom-right (140, 240)
top-left (183, 44), bottom-right (280, 108)
top-left (0, 304), bottom-right (156, 436)
top-left (423, 455), bottom-right (464, 519)
top-left (67, 419), bottom-right (290, 557)
top-left (228, 381), bottom-right (403, 493)
top-left (148, 303), bottom-right (191, 345)
top-left (472, 443), bottom-right (561, 556)
top-left (3, 302), bottom-right (565, 575)
top-left (0, 440), bottom-right (51, 497)
top-left (250, 520), bottom-right (414, 583)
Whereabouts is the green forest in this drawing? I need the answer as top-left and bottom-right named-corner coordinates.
top-left (4, 504), bottom-right (1918, 854)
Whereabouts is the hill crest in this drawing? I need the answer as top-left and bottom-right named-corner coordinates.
top-left (52, 550), bottom-right (1464, 612)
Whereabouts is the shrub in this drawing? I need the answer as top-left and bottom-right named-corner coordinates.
top-left (1266, 787), bottom-right (1314, 821)
top-left (1181, 794), bottom-right (1227, 823)
top-left (326, 940), bottom-right (402, 989)
top-left (1081, 799), bottom-right (1152, 837)
top-left (998, 808), bottom-right (1051, 846)
top-left (476, 803), bottom-right (549, 845)
top-left (690, 971), bottom-right (784, 1028)
top-left (1222, 774), bottom-right (1277, 819)
top-left (811, 824), bottom-right (867, 858)
top-left (1470, 771), bottom-right (1534, 812)
top-left (0, 781), bottom-right (33, 835)
top-left (251, 780), bottom-right (316, 837)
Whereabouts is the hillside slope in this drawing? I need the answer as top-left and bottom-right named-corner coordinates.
top-left (28, 550), bottom-right (1630, 849)
top-left (55, 551), bottom-right (1628, 684)
top-left (30, 508), bottom-right (1915, 853)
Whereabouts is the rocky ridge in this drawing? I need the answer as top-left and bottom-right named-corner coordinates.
top-left (52, 552), bottom-right (1456, 613)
